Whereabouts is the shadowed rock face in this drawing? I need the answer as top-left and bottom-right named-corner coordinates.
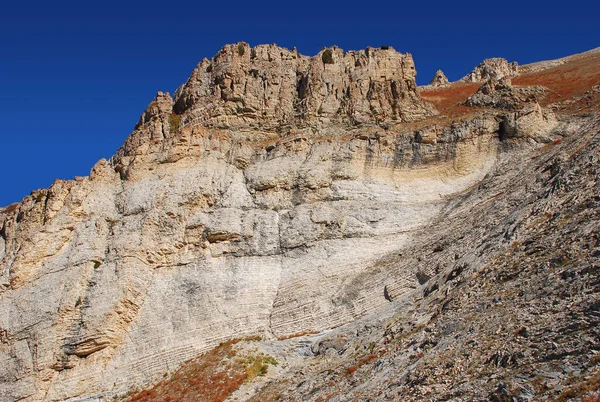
top-left (0, 43), bottom-right (582, 402)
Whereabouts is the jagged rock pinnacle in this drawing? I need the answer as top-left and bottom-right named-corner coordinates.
top-left (428, 69), bottom-right (450, 87)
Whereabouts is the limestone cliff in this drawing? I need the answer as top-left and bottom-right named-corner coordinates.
top-left (1, 44), bottom-right (598, 402)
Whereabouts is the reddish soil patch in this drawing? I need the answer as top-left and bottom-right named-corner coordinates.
top-left (513, 51), bottom-right (600, 113)
top-left (122, 339), bottom-right (274, 402)
top-left (2, 203), bottom-right (19, 214)
top-left (420, 82), bottom-right (480, 117)
top-left (420, 50), bottom-right (600, 118)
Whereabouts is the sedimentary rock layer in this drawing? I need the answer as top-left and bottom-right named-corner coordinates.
top-left (0, 43), bottom-right (571, 401)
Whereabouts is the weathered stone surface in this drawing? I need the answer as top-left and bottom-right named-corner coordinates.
top-left (0, 112), bottom-right (499, 401)
top-left (0, 44), bottom-right (597, 402)
top-left (464, 78), bottom-right (558, 140)
top-left (465, 77), bottom-right (520, 110)
top-left (461, 57), bottom-right (519, 82)
top-left (428, 69), bottom-right (450, 87)
top-left (241, 115), bottom-right (600, 402)
top-left (170, 43), bottom-right (435, 130)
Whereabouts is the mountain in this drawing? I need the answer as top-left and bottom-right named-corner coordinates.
top-left (1, 44), bottom-right (599, 402)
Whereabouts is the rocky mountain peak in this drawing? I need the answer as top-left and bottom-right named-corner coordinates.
top-left (169, 43), bottom-right (434, 131)
top-left (428, 69), bottom-right (450, 87)
top-left (138, 91), bottom-right (173, 126)
top-left (461, 57), bottom-right (519, 82)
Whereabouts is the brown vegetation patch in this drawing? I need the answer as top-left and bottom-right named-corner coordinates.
top-left (513, 51), bottom-right (600, 112)
top-left (552, 368), bottom-right (600, 402)
top-left (3, 203), bottom-right (19, 214)
top-left (276, 330), bottom-right (319, 341)
top-left (121, 339), bottom-right (277, 402)
top-left (420, 83), bottom-right (480, 117)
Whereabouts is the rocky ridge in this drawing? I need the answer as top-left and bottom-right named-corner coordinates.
top-left (519, 46), bottom-right (600, 74)
top-left (1, 44), bottom-right (598, 402)
top-left (170, 43), bottom-right (433, 130)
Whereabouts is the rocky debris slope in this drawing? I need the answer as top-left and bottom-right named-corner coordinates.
top-left (461, 57), bottom-right (519, 82)
top-left (237, 115), bottom-right (600, 402)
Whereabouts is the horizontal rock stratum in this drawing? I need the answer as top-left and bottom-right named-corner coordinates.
top-left (1, 43), bottom-right (599, 401)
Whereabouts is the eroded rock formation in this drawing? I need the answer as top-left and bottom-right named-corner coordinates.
top-left (170, 43), bottom-right (434, 130)
top-left (461, 57), bottom-right (519, 82)
top-left (464, 78), bottom-right (558, 141)
top-left (428, 69), bottom-right (450, 87)
top-left (1, 43), bottom-right (597, 402)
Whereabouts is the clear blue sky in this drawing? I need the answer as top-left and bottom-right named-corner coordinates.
top-left (1, 0), bottom-right (598, 206)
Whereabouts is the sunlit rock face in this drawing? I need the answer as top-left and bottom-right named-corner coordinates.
top-left (0, 42), bottom-right (568, 401)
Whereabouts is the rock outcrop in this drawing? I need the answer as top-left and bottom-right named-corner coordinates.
top-left (461, 57), bottom-right (519, 82)
top-left (428, 69), bottom-right (450, 87)
top-left (0, 43), bottom-right (597, 402)
top-left (464, 78), bottom-right (558, 141)
top-left (171, 43), bottom-right (435, 130)
top-left (465, 77), bottom-right (520, 110)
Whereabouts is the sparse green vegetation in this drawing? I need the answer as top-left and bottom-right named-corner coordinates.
top-left (122, 338), bottom-right (278, 402)
top-left (238, 43), bottom-right (245, 56)
top-left (322, 49), bottom-right (334, 64)
top-left (168, 114), bottom-right (181, 133)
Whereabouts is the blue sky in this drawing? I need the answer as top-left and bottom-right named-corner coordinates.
top-left (1, 0), bottom-right (598, 206)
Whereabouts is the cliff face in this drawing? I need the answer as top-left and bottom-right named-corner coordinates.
top-left (1, 44), bottom-right (598, 402)
top-left (0, 115), bottom-right (498, 402)
top-left (171, 43), bottom-right (433, 129)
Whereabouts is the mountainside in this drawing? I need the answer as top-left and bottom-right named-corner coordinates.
top-left (1, 44), bottom-right (599, 402)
